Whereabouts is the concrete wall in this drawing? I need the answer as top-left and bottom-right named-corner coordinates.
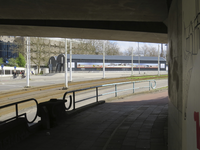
top-left (168, 0), bottom-right (183, 149)
top-left (169, 0), bottom-right (200, 150)
top-left (183, 0), bottom-right (200, 150)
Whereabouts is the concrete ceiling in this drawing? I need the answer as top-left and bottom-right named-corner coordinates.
top-left (0, 0), bottom-right (170, 43)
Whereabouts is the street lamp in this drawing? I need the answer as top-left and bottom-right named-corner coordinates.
top-left (103, 41), bottom-right (106, 79)
top-left (158, 44), bottom-right (160, 76)
top-left (64, 38), bottom-right (68, 89)
top-left (131, 47), bottom-right (133, 76)
top-left (26, 37), bottom-right (30, 88)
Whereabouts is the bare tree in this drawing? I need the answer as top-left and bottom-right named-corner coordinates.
top-left (105, 41), bottom-right (122, 55)
top-left (74, 39), bottom-right (122, 55)
top-left (30, 37), bottom-right (51, 73)
top-left (124, 47), bottom-right (134, 56)
top-left (138, 44), bottom-right (158, 57)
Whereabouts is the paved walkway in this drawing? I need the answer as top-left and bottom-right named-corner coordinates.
top-left (10, 90), bottom-right (168, 150)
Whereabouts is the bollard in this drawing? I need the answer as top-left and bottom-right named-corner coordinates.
top-left (149, 81), bottom-right (151, 91)
top-left (73, 92), bottom-right (75, 110)
top-left (115, 85), bottom-right (117, 97)
top-left (133, 82), bottom-right (135, 93)
top-left (96, 87), bottom-right (98, 102)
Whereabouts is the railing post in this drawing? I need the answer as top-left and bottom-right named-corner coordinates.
top-left (73, 92), bottom-right (75, 110)
top-left (115, 84), bottom-right (117, 97)
top-left (133, 82), bottom-right (135, 93)
top-left (149, 81), bottom-right (151, 91)
top-left (15, 104), bottom-right (18, 119)
top-left (96, 87), bottom-right (98, 102)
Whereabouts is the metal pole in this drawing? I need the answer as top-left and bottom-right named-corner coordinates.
top-left (103, 41), bottom-right (105, 79)
top-left (115, 85), bottom-right (117, 97)
top-left (149, 81), bottom-right (151, 90)
top-left (29, 40), bottom-right (31, 79)
top-left (96, 87), bottom-right (98, 102)
top-left (73, 91), bottom-right (75, 110)
top-left (133, 82), bottom-right (135, 93)
top-left (1, 66), bottom-right (3, 82)
top-left (64, 39), bottom-right (68, 88)
top-left (131, 47), bottom-right (133, 76)
top-left (70, 40), bottom-right (72, 82)
top-left (158, 45), bottom-right (160, 76)
top-left (26, 37), bottom-right (30, 87)
top-left (138, 42), bottom-right (140, 74)
top-left (158, 44), bottom-right (160, 76)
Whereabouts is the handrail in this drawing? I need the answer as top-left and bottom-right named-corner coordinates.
top-left (0, 98), bottom-right (38, 125)
top-left (63, 79), bottom-right (156, 111)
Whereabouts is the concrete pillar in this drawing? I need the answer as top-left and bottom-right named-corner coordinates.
top-left (168, 0), bottom-right (200, 150)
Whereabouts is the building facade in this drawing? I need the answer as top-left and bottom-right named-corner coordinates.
top-left (0, 36), bottom-right (17, 62)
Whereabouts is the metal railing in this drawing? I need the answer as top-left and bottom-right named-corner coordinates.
top-left (0, 80), bottom-right (156, 125)
top-left (0, 98), bottom-right (38, 125)
top-left (63, 79), bottom-right (156, 111)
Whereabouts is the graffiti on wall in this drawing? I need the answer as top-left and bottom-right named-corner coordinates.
top-left (184, 0), bottom-right (200, 119)
top-left (184, 0), bottom-right (200, 149)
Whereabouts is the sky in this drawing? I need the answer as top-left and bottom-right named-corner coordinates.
top-left (113, 41), bottom-right (167, 52)
top-left (49, 38), bottom-right (167, 53)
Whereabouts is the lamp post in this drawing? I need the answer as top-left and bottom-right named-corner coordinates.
top-left (131, 47), bottom-right (133, 76)
top-left (70, 40), bottom-right (72, 82)
top-left (64, 38), bottom-right (68, 89)
top-left (158, 44), bottom-right (160, 76)
top-left (103, 41), bottom-right (105, 79)
top-left (138, 42), bottom-right (140, 74)
top-left (26, 37), bottom-right (30, 88)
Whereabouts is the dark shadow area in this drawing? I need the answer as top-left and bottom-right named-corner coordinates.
top-left (6, 94), bottom-right (168, 150)
top-left (0, 19), bottom-right (167, 34)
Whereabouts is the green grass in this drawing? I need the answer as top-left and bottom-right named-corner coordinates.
top-left (127, 74), bottom-right (168, 80)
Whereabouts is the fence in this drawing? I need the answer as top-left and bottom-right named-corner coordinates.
top-left (63, 79), bottom-right (156, 110)
top-left (0, 79), bottom-right (156, 125)
top-left (0, 98), bottom-right (38, 125)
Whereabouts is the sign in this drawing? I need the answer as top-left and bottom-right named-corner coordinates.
top-left (161, 63), bottom-right (165, 68)
top-left (1, 64), bottom-right (4, 69)
top-left (14, 66), bottom-right (16, 69)
top-left (77, 62), bottom-right (159, 69)
top-left (68, 62), bottom-right (75, 68)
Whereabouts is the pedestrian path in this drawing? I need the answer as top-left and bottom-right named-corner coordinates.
top-left (9, 90), bottom-right (168, 150)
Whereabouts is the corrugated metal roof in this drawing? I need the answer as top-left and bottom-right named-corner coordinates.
top-left (65, 54), bottom-right (166, 61)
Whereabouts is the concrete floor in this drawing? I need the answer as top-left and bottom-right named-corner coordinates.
top-left (8, 90), bottom-right (168, 150)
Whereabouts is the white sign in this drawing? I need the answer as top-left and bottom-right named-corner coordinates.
top-left (161, 63), bottom-right (165, 68)
top-left (68, 62), bottom-right (75, 68)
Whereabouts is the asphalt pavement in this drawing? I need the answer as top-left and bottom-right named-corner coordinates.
top-left (0, 71), bottom-right (167, 92)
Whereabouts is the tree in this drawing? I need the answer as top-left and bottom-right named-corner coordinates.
top-left (16, 52), bottom-right (26, 67)
top-left (124, 47), bottom-right (135, 56)
top-left (12, 37), bottom-right (26, 56)
top-left (105, 41), bottom-right (122, 55)
top-left (0, 58), bottom-right (3, 64)
top-left (124, 44), bottom-right (160, 57)
top-left (7, 58), bottom-right (18, 66)
top-left (75, 39), bottom-right (122, 55)
top-left (30, 37), bottom-right (50, 74)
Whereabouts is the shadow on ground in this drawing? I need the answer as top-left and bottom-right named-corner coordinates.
top-left (8, 93), bottom-right (168, 150)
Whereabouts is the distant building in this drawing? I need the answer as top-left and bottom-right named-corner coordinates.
top-left (0, 36), bottom-right (18, 62)
top-left (48, 54), bottom-right (167, 73)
